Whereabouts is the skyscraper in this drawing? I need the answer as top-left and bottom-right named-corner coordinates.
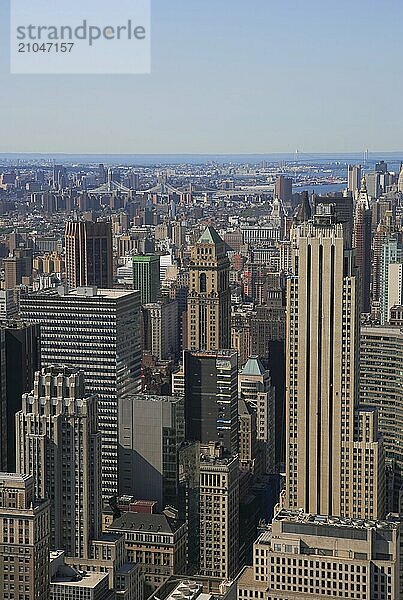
top-left (274, 175), bottom-right (293, 202)
top-left (237, 204), bottom-right (399, 600)
top-left (3, 247), bottom-right (33, 289)
top-left (366, 171), bottom-right (381, 199)
top-left (238, 511), bottom-right (400, 599)
top-left (0, 321), bottom-right (40, 473)
top-left (0, 290), bottom-right (18, 320)
top-left (380, 233), bottom-right (403, 324)
top-left (238, 356), bottom-right (276, 474)
top-left (16, 367), bottom-right (101, 558)
top-left (199, 442), bottom-right (239, 579)
top-left (371, 211), bottom-right (397, 303)
top-left (184, 350), bottom-right (238, 454)
top-left (142, 299), bottom-right (179, 361)
top-left (187, 226), bottom-right (230, 351)
top-left (118, 394), bottom-right (185, 508)
top-left (20, 286), bottom-right (141, 498)
top-left (398, 163), bottom-right (403, 192)
top-left (347, 164), bottom-right (362, 195)
top-left (65, 219), bottom-right (113, 289)
top-left (360, 325), bottom-right (403, 511)
top-left (285, 204), bottom-right (385, 520)
top-left (387, 262), bottom-right (403, 319)
top-left (0, 473), bottom-right (51, 600)
top-left (132, 254), bottom-right (161, 305)
top-left (353, 177), bottom-right (372, 313)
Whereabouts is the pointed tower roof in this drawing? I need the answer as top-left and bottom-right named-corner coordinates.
top-left (398, 163), bottom-right (403, 192)
top-left (197, 226), bottom-right (224, 245)
top-left (294, 192), bottom-right (312, 223)
top-left (240, 356), bottom-right (266, 377)
top-left (357, 175), bottom-right (371, 210)
top-left (238, 397), bottom-right (252, 416)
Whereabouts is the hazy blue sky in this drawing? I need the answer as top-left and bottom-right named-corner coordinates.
top-left (1, 0), bottom-right (402, 153)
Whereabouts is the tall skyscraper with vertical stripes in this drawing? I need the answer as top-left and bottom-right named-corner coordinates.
top-left (286, 204), bottom-right (385, 520)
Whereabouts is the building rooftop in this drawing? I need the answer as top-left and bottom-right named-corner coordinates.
top-left (275, 509), bottom-right (400, 531)
top-left (197, 226), bottom-right (224, 245)
top-left (165, 581), bottom-right (204, 600)
top-left (109, 512), bottom-right (185, 535)
top-left (238, 397), bottom-right (252, 417)
top-left (132, 253), bottom-right (160, 261)
top-left (93, 532), bottom-right (123, 543)
top-left (361, 325), bottom-right (403, 337)
top-left (240, 356), bottom-right (266, 377)
top-left (51, 571), bottom-right (108, 588)
top-left (124, 394), bottom-right (182, 404)
top-left (0, 472), bottom-right (32, 483)
top-left (22, 286), bottom-right (138, 299)
top-left (200, 451), bottom-right (237, 467)
top-left (67, 287), bottom-right (137, 299)
top-left (185, 349), bottom-right (237, 359)
top-left (117, 563), bottom-right (138, 575)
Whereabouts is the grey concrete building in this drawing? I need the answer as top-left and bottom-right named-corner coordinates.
top-left (20, 286), bottom-right (141, 498)
top-left (118, 394), bottom-right (184, 507)
top-left (184, 350), bottom-right (238, 454)
top-left (360, 325), bottom-right (403, 511)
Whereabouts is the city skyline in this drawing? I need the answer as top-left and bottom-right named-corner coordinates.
top-left (1, 1), bottom-right (403, 593)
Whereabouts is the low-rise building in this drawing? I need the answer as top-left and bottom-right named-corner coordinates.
top-left (108, 512), bottom-right (187, 596)
top-left (64, 533), bottom-right (143, 600)
top-left (50, 551), bottom-right (112, 600)
top-left (237, 510), bottom-right (401, 600)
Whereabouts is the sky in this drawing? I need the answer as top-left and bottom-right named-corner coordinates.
top-left (0, 0), bottom-right (402, 154)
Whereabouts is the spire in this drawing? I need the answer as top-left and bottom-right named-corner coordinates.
top-left (358, 175), bottom-right (370, 210)
top-left (398, 163), bottom-right (403, 193)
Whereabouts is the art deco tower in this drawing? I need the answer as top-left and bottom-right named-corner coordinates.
top-left (16, 367), bottom-right (101, 559)
top-left (237, 203), bottom-right (397, 600)
top-left (285, 204), bottom-right (385, 520)
top-left (187, 226), bottom-right (230, 351)
top-left (353, 177), bottom-right (372, 313)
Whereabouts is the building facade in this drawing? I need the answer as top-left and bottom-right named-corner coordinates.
top-left (16, 367), bottom-right (101, 558)
top-left (142, 299), bottom-right (179, 361)
top-left (239, 357), bottom-right (276, 474)
top-left (20, 286), bottom-right (141, 498)
top-left (360, 325), bottom-right (403, 511)
top-left (380, 234), bottom-right (403, 324)
top-left (353, 178), bottom-right (372, 313)
top-left (132, 254), bottom-right (161, 305)
top-left (65, 219), bottom-right (113, 289)
top-left (118, 394), bottom-right (185, 507)
top-left (285, 206), bottom-right (385, 520)
top-left (237, 510), bottom-right (401, 600)
top-left (0, 473), bottom-right (51, 600)
top-left (199, 443), bottom-right (239, 580)
top-left (0, 320), bottom-right (40, 473)
top-left (184, 350), bottom-right (238, 454)
top-left (187, 227), bottom-right (230, 351)
top-left (108, 512), bottom-right (187, 596)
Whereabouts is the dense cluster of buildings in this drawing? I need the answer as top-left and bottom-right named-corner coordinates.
top-left (0, 157), bottom-right (402, 599)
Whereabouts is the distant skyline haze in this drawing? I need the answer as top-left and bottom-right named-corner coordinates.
top-left (1, 0), bottom-right (402, 153)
